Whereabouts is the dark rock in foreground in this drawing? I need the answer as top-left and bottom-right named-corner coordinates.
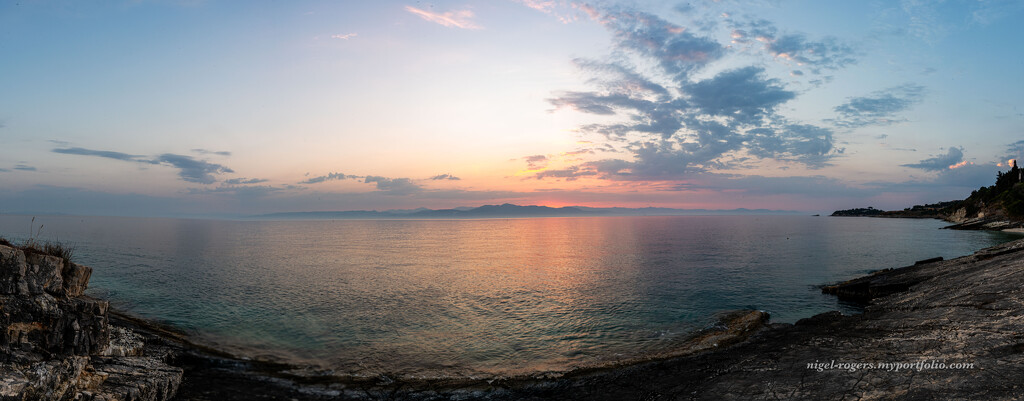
top-left (0, 244), bottom-right (182, 400)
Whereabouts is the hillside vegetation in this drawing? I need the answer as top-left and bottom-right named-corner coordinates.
top-left (958, 162), bottom-right (1024, 220)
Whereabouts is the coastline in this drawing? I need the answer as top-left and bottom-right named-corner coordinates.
top-left (5, 233), bottom-right (1024, 399)
top-left (104, 236), bottom-right (1024, 400)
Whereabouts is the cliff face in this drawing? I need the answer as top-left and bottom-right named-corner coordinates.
top-left (0, 244), bottom-right (182, 401)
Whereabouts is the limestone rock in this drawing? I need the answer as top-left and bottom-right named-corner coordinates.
top-left (0, 244), bottom-right (181, 401)
top-left (102, 327), bottom-right (144, 357)
top-left (62, 263), bottom-right (92, 298)
top-left (1, 294), bottom-right (109, 357)
top-left (0, 245), bottom-right (27, 295)
top-left (76, 356), bottom-right (183, 401)
top-left (0, 356), bottom-right (88, 401)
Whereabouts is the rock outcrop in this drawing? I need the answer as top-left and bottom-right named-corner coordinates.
top-left (0, 244), bottom-right (182, 401)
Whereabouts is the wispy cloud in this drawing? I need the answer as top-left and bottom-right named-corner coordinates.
top-left (299, 171), bottom-right (424, 195)
top-left (364, 176), bottom-right (422, 195)
top-left (52, 147), bottom-right (233, 184)
top-left (514, 0), bottom-right (555, 12)
top-left (331, 33), bottom-right (358, 40)
top-left (969, 0), bottom-right (1024, 25)
top-left (832, 84), bottom-right (925, 128)
top-left (14, 164), bottom-right (37, 171)
top-left (1002, 140), bottom-right (1024, 163)
top-left (430, 173), bottom-right (460, 180)
top-left (300, 172), bottom-right (354, 184)
top-left (223, 177), bottom-right (269, 185)
top-left (53, 147), bottom-right (146, 162)
top-left (730, 19), bottom-right (856, 74)
top-left (191, 148), bottom-right (231, 156)
top-left (405, 6), bottom-right (482, 29)
top-left (523, 155), bottom-right (548, 170)
top-left (153, 154), bottom-right (233, 184)
top-left (534, 166), bottom-right (596, 181)
top-left (598, 8), bottom-right (724, 82)
top-left (901, 147), bottom-right (964, 171)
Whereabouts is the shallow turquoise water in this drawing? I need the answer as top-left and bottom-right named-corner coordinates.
top-left (0, 215), bottom-right (1018, 378)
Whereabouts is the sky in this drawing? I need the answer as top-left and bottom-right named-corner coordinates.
top-left (1, 0), bottom-right (1023, 217)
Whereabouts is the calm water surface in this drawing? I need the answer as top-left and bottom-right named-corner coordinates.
top-left (0, 215), bottom-right (1018, 378)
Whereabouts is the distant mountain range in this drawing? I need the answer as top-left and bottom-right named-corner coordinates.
top-left (253, 203), bottom-right (802, 220)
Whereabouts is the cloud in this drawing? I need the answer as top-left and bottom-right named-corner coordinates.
top-left (901, 147), bottom-right (964, 171)
top-left (300, 172), bottom-right (352, 184)
top-left (53, 147), bottom-right (146, 162)
top-left (561, 149), bottom-right (594, 156)
top-left (969, 0), bottom-right (1024, 25)
top-left (730, 19), bottom-right (856, 73)
top-left (154, 154), bottom-right (234, 184)
top-left (832, 84), bottom-right (925, 128)
top-left (52, 147), bottom-right (233, 184)
top-left (538, 4), bottom-right (859, 184)
top-left (870, 162), bottom-right (1004, 197)
top-left (514, 0), bottom-right (555, 12)
top-left (533, 166), bottom-right (597, 181)
top-left (430, 174), bottom-right (460, 180)
top-left (191, 148), bottom-right (232, 156)
top-left (331, 33), bottom-right (358, 40)
top-left (299, 171), bottom-right (430, 194)
top-left (684, 66), bottom-right (796, 126)
top-left (363, 176), bottom-right (422, 195)
top-left (223, 177), bottom-right (269, 185)
top-left (548, 91), bottom-right (650, 116)
top-left (405, 6), bottom-right (482, 29)
top-left (547, 64), bottom-right (832, 180)
top-left (746, 124), bottom-right (836, 168)
top-left (0, 168), bottom-right (8, 172)
top-left (572, 58), bottom-right (671, 100)
top-left (14, 164), bottom-right (37, 171)
top-left (594, 8), bottom-right (724, 82)
top-left (1002, 140), bottom-right (1024, 164)
top-left (523, 155), bottom-right (548, 169)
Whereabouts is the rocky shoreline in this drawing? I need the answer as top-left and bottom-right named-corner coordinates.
top-left (0, 244), bottom-right (182, 400)
top-left (5, 236), bottom-right (1024, 399)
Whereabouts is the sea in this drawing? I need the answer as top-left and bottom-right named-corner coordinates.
top-left (0, 214), bottom-right (1018, 379)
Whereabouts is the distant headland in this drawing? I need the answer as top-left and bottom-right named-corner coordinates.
top-left (254, 203), bottom-right (802, 220)
top-left (832, 162), bottom-right (1024, 231)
